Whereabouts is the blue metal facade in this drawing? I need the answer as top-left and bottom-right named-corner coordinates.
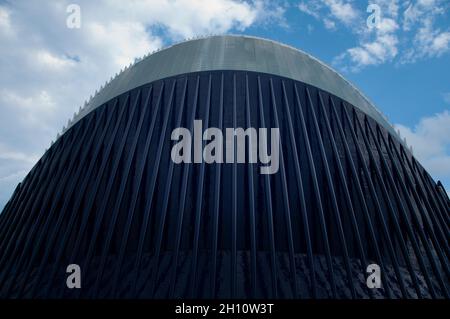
top-left (0, 71), bottom-right (449, 299)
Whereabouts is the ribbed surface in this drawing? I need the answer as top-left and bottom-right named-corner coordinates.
top-left (0, 71), bottom-right (449, 299)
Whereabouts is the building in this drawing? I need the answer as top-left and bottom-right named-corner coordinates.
top-left (0, 35), bottom-right (448, 299)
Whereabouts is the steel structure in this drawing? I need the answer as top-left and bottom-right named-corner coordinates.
top-left (0, 36), bottom-right (449, 299)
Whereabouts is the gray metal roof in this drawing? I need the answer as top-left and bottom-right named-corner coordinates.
top-left (66, 35), bottom-right (399, 139)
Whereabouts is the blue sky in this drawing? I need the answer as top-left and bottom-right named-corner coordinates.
top-left (0, 0), bottom-right (449, 209)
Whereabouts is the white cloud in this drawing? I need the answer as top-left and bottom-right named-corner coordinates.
top-left (333, 2), bottom-right (400, 71)
top-left (403, 0), bottom-right (446, 31)
top-left (0, 144), bottom-right (39, 164)
top-left (85, 21), bottom-right (160, 67)
top-left (341, 32), bottom-right (399, 70)
top-left (323, 0), bottom-right (358, 25)
top-left (432, 32), bottom-right (450, 52)
top-left (395, 110), bottom-right (450, 183)
top-left (298, 1), bottom-right (321, 19)
top-left (1, 90), bottom-right (54, 112)
top-left (0, 0), bottom-right (282, 209)
top-left (323, 18), bottom-right (336, 30)
top-left (93, 0), bottom-right (276, 40)
top-left (379, 0), bottom-right (400, 18)
top-left (298, 1), bottom-right (402, 70)
top-left (0, 6), bottom-right (12, 36)
top-left (1, 89), bottom-right (58, 132)
top-left (297, 0), bottom-right (358, 29)
top-left (35, 50), bottom-right (77, 70)
top-left (300, 0), bottom-right (450, 71)
top-left (403, 15), bottom-right (450, 63)
top-left (400, 0), bottom-right (450, 63)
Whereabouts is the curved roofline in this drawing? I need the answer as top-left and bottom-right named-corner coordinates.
top-left (236, 35), bottom-right (386, 119)
top-left (61, 34), bottom-right (403, 145)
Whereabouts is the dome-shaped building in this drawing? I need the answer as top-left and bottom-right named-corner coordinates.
top-left (0, 35), bottom-right (448, 299)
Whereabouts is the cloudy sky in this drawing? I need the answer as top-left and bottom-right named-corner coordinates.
top-left (0, 0), bottom-right (449, 209)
